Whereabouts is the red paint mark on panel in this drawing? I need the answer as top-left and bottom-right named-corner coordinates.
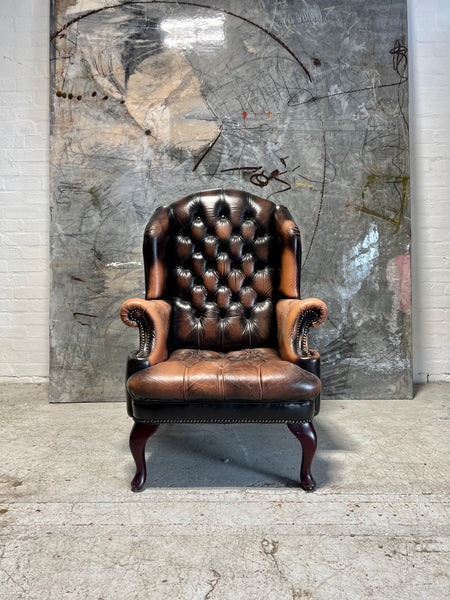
top-left (396, 254), bottom-right (411, 313)
top-left (242, 111), bottom-right (272, 128)
top-left (387, 254), bottom-right (411, 315)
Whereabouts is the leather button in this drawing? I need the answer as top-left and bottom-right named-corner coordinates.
top-left (242, 253), bottom-right (255, 278)
top-left (229, 234), bottom-right (243, 258)
top-left (191, 217), bottom-right (206, 241)
top-left (253, 271), bottom-right (273, 296)
top-left (217, 252), bottom-right (231, 276)
top-left (191, 284), bottom-right (207, 308)
top-left (218, 240), bottom-right (228, 252)
top-left (203, 269), bottom-right (219, 292)
top-left (241, 219), bottom-right (256, 241)
top-left (240, 286), bottom-right (257, 308)
top-left (175, 268), bottom-right (193, 292)
top-left (228, 269), bottom-right (244, 293)
top-left (192, 252), bottom-right (206, 276)
top-left (215, 218), bottom-right (232, 240)
top-left (175, 236), bottom-right (193, 261)
top-left (216, 286), bottom-right (231, 308)
top-left (204, 235), bottom-right (218, 259)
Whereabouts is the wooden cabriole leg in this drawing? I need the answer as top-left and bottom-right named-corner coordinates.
top-left (287, 421), bottom-right (318, 492)
top-left (129, 422), bottom-right (159, 492)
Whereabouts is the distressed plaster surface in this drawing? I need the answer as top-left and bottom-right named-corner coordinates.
top-left (50, 0), bottom-right (412, 402)
top-left (0, 383), bottom-right (448, 598)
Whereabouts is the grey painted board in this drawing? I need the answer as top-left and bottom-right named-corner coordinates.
top-left (50, 0), bottom-right (411, 401)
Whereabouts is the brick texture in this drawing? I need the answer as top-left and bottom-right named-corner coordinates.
top-left (409, 0), bottom-right (450, 382)
top-left (0, 0), bottom-right (448, 384)
top-left (0, 0), bottom-right (49, 380)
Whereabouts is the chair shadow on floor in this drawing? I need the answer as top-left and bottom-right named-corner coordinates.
top-left (120, 419), bottom-right (352, 490)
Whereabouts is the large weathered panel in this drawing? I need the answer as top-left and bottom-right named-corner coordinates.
top-left (50, 0), bottom-right (411, 401)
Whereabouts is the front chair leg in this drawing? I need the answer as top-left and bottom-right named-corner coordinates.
top-left (129, 422), bottom-right (159, 492)
top-left (287, 421), bottom-right (318, 492)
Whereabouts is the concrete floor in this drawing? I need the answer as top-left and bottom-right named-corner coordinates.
top-left (0, 383), bottom-right (449, 599)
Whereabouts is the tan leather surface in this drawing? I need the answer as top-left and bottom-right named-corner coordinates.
top-left (274, 205), bottom-right (302, 298)
top-left (120, 298), bottom-right (171, 365)
top-left (143, 205), bottom-right (171, 299)
top-left (277, 298), bottom-right (328, 363)
top-left (128, 348), bottom-right (321, 403)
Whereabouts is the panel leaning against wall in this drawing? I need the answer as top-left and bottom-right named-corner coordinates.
top-left (50, 0), bottom-right (411, 401)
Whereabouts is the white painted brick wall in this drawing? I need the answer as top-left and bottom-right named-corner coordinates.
top-left (409, 0), bottom-right (450, 382)
top-left (0, 0), bottom-right (448, 384)
top-left (0, 0), bottom-right (49, 380)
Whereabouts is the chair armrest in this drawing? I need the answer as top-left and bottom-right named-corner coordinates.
top-left (276, 298), bottom-right (328, 363)
top-left (120, 298), bottom-right (171, 367)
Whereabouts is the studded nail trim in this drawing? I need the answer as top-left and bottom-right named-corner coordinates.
top-left (134, 418), bottom-right (312, 424)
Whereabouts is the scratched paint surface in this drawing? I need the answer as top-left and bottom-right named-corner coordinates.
top-left (50, 0), bottom-right (411, 401)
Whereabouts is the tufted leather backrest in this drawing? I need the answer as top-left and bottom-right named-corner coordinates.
top-left (143, 189), bottom-right (302, 351)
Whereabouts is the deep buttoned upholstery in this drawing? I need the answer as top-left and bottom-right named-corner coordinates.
top-left (121, 189), bottom-right (327, 491)
top-left (143, 189), bottom-right (302, 352)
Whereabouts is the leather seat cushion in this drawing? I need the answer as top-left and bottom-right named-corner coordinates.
top-left (127, 348), bottom-right (320, 403)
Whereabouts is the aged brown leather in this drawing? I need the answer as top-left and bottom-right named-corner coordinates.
top-left (120, 298), bottom-right (171, 366)
top-left (277, 298), bottom-right (328, 363)
top-left (128, 348), bottom-right (320, 403)
top-left (142, 189), bottom-right (302, 352)
top-left (121, 189), bottom-right (327, 423)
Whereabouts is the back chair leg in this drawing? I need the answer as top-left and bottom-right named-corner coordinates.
top-left (129, 422), bottom-right (159, 492)
top-left (287, 421), bottom-right (317, 492)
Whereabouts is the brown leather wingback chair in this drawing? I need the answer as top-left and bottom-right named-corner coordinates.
top-left (120, 189), bottom-right (327, 491)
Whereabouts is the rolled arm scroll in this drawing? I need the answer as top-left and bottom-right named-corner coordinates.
top-left (277, 298), bottom-right (328, 363)
top-left (120, 298), bottom-right (171, 366)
